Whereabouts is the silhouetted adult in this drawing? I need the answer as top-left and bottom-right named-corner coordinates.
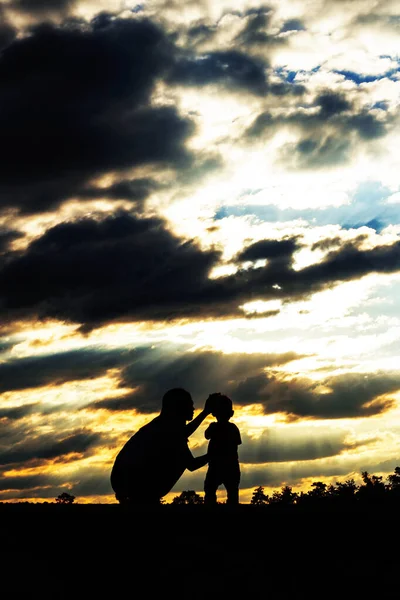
top-left (110, 388), bottom-right (219, 505)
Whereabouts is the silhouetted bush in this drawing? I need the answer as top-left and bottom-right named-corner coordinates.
top-left (172, 490), bottom-right (204, 504)
top-left (55, 492), bottom-right (76, 504)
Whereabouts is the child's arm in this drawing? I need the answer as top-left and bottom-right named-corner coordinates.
top-left (204, 423), bottom-right (215, 440)
top-left (234, 424), bottom-right (242, 445)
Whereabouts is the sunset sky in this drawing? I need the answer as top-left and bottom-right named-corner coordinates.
top-left (0, 0), bottom-right (399, 504)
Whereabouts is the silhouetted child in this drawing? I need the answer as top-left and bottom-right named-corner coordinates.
top-left (204, 394), bottom-right (242, 505)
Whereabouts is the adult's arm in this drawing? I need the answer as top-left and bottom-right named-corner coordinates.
top-left (185, 393), bottom-right (221, 437)
top-left (186, 452), bottom-right (209, 472)
top-left (204, 424), bottom-right (213, 440)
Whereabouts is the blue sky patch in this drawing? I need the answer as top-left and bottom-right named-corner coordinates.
top-left (215, 181), bottom-right (400, 232)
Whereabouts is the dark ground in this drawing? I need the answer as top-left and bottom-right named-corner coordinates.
top-left (1, 502), bottom-right (397, 598)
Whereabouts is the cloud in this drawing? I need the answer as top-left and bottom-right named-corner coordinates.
top-left (245, 89), bottom-right (391, 167)
top-left (1, 210), bottom-right (400, 328)
top-left (288, 135), bottom-right (351, 168)
top-left (77, 178), bottom-right (163, 203)
top-left (0, 211), bottom-right (219, 327)
top-left (10, 0), bottom-right (75, 14)
top-left (232, 370), bottom-right (400, 419)
top-left (239, 427), bottom-right (356, 463)
top-left (0, 347), bottom-right (136, 393)
top-left (0, 404), bottom-right (40, 421)
top-left (0, 229), bottom-right (24, 254)
top-left (280, 18), bottom-right (305, 33)
top-left (217, 180), bottom-right (400, 232)
top-left (0, 463), bottom-right (111, 498)
top-left (169, 50), bottom-right (269, 95)
top-left (94, 347), bottom-right (300, 414)
top-left (0, 15), bottom-right (194, 213)
top-left (237, 237), bottom-right (301, 262)
top-left (0, 429), bottom-right (102, 468)
top-left (233, 6), bottom-right (280, 48)
top-left (0, 8), bottom-right (16, 51)
top-left (236, 455), bottom-right (396, 491)
top-left (0, 342), bottom-right (299, 412)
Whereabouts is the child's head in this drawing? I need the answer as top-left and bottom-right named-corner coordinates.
top-left (211, 394), bottom-right (234, 421)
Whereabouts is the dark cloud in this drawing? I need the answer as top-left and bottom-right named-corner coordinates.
top-left (185, 22), bottom-right (217, 46)
top-left (10, 0), bottom-right (74, 14)
top-left (169, 48), bottom-right (305, 98)
top-left (0, 229), bottom-right (24, 254)
top-left (0, 19), bottom-right (16, 51)
top-left (0, 211), bottom-right (219, 327)
top-left (0, 464), bottom-right (110, 498)
top-left (231, 238), bottom-right (400, 311)
top-left (235, 6), bottom-right (278, 47)
top-left (347, 112), bottom-right (387, 139)
top-left (280, 18), bottom-right (305, 32)
top-left (0, 342), bottom-right (298, 413)
top-left (169, 50), bottom-right (269, 95)
top-left (0, 347), bottom-right (137, 393)
top-left (232, 371), bottom-right (400, 419)
top-left (93, 347), bottom-right (301, 414)
top-left (297, 240), bottom-right (400, 289)
top-left (246, 110), bottom-right (275, 137)
top-left (78, 178), bottom-right (162, 203)
top-left (269, 81), bottom-right (306, 96)
top-left (246, 91), bottom-right (390, 156)
top-left (239, 429), bottom-right (354, 463)
top-left (311, 236), bottom-right (345, 251)
top-left (1, 211), bottom-right (400, 327)
top-left (317, 92), bottom-right (351, 117)
top-left (0, 404), bottom-right (39, 420)
top-left (237, 238), bottom-right (301, 262)
top-left (0, 471), bottom-right (55, 495)
top-left (0, 15), bottom-right (194, 213)
top-left (0, 427), bottom-right (102, 468)
top-left (292, 135), bottom-right (351, 168)
top-left (0, 337), bottom-right (16, 355)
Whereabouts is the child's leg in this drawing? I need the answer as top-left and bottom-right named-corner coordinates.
top-left (225, 483), bottom-right (239, 505)
top-left (224, 468), bottom-right (241, 505)
top-left (204, 468), bottom-right (218, 505)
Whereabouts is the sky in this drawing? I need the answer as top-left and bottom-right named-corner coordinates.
top-left (0, 0), bottom-right (399, 504)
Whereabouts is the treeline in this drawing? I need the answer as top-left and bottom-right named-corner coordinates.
top-left (171, 467), bottom-right (400, 506)
top-left (2, 467), bottom-right (399, 506)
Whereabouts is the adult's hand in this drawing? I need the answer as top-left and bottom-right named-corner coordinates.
top-left (204, 392), bottom-right (222, 415)
top-left (186, 393), bottom-right (221, 437)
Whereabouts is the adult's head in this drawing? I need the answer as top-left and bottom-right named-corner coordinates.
top-left (161, 388), bottom-right (194, 421)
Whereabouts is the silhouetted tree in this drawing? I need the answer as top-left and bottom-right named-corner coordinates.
top-left (387, 466), bottom-right (400, 489)
top-left (269, 485), bottom-right (298, 506)
top-left (326, 478), bottom-right (358, 506)
top-left (251, 486), bottom-right (269, 505)
top-left (248, 465), bottom-right (400, 510)
top-left (357, 471), bottom-right (387, 504)
top-left (297, 481), bottom-right (329, 507)
top-left (172, 490), bottom-right (204, 504)
top-left (55, 492), bottom-right (76, 504)
top-left (309, 481), bottom-right (327, 497)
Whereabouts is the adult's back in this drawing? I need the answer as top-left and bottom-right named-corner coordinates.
top-left (111, 415), bottom-right (190, 503)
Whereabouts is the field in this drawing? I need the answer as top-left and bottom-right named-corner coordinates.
top-left (1, 502), bottom-right (397, 598)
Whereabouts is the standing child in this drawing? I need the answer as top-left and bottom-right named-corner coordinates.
top-left (204, 394), bottom-right (242, 505)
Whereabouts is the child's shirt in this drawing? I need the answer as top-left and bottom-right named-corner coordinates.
top-left (205, 421), bottom-right (242, 465)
